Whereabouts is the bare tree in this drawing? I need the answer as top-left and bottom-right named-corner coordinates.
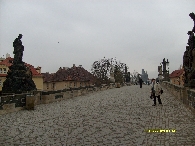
top-left (91, 57), bottom-right (129, 85)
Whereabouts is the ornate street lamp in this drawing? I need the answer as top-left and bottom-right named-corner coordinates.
top-left (166, 59), bottom-right (170, 81)
top-left (161, 58), bottom-right (170, 81)
top-left (158, 63), bottom-right (163, 83)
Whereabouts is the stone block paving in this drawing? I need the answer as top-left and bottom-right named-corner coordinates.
top-left (1, 85), bottom-right (195, 145)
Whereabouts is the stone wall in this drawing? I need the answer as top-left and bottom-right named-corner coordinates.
top-left (0, 83), bottom-right (120, 115)
top-left (161, 81), bottom-right (195, 113)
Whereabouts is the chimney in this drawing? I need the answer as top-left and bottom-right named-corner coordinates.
top-left (73, 64), bottom-right (75, 67)
top-left (36, 66), bottom-right (41, 74)
top-left (0, 57), bottom-right (4, 62)
top-left (79, 65), bottom-right (82, 67)
top-left (6, 53), bottom-right (10, 58)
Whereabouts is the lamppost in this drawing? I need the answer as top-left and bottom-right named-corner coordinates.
top-left (162, 58), bottom-right (170, 81)
top-left (158, 63), bottom-right (162, 83)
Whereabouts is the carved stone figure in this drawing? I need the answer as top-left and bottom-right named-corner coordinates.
top-left (189, 12), bottom-right (195, 33)
top-left (192, 49), bottom-right (195, 68)
top-left (183, 46), bottom-right (189, 69)
top-left (13, 34), bottom-right (24, 64)
top-left (183, 12), bottom-right (195, 88)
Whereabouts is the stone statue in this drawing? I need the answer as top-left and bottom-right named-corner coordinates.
top-left (2, 34), bottom-right (37, 94)
top-left (187, 31), bottom-right (195, 49)
top-left (183, 46), bottom-right (189, 69)
top-left (13, 34), bottom-right (24, 64)
top-left (189, 12), bottom-right (195, 33)
top-left (125, 65), bottom-right (127, 74)
top-left (192, 48), bottom-right (195, 68)
top-left (183, 13), bottom-right (195, 88)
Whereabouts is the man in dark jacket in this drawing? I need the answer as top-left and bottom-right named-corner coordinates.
top-left (139, 78), bottom-right (143, 88)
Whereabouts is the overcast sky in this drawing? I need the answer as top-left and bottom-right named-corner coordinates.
top-left (0, 0), bottom-right (195, 79)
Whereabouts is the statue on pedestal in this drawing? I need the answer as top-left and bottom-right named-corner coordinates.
top-left (2, 34), bottom-right (36, 94)
top-left (183, 12), bottom-right (195, 88)
top-left (13, 34), bottom-right (24, 64)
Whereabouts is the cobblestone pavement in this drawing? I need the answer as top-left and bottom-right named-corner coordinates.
top-left (1, 85), bottom-right (195, 146)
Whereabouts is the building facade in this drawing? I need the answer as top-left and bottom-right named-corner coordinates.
top-left (169, 68), bottom-right (184, 86)
top-left (42, 64), bottom-right (96, 91)
top-left (140, 69), bottom-right (149, 83)
top-left (0, 56), bottom-right (43, 91)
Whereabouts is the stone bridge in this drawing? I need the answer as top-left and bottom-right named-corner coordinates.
top-left (0, 85), bottom-right (195, 145)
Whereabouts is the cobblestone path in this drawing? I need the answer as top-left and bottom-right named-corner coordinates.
top-left (1, 85), bottom-right (195, 146)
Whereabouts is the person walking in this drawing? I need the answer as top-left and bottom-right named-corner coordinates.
top-left (139, 78), bottom-right (143, 88)
top-left (151, 79), bottom-right (162, 106)
top-left (150, 78), bottom-right (155, 102)
top-left (154, 80), bottom-right (162, 105)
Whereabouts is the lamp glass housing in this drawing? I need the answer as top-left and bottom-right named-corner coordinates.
top-left (166, 61), bottom-right (169, 67)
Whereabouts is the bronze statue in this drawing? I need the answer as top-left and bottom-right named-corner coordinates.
top-left (13, 34), bottom-right (24, 64)
top-left (2, 34), bottom-right (36, 94)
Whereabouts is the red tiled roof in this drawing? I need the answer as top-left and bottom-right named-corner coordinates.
top-left (0, 57), bottom-right (42, 77)
top-left (0, 74), bottom-right (7, 77)
top-left (42, 66), bottom-right (97, 83)
top-left (0, 57), bottom-right (13, 67)
top-left (169, 69), bottom-right (184, 78)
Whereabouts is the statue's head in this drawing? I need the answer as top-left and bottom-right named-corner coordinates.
top-left (18, 34), bottom-right (23, 39)
top-left (187, 31), bottom-right (192, 35)
top-left (189, 12), bottom-right (195, 19)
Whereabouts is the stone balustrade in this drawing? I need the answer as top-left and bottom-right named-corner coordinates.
top-left (161, 81), bottom-right (195, 113)
top-left (0, 83), bottom-right (120, 115)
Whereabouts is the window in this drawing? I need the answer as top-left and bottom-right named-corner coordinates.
top-left (3, 68), bottom-right (6, 74)
top-left (0, 79), bottom-right (1, 86)
top-left (74, 82), bottom-right (76, 87)
top-left (69, 82), bottom-right (72, 87)
top-left (0, 68), bottom-right (2, 73)
top-left (47, 83), bottom-right (49, 89)
top-left (52, 83), bottom-right (55, 90)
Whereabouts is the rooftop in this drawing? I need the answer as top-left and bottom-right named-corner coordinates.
top-left (42, 65), bottom-right (96, 83)
top-left (0, 57), bottom-right (42, 77)
top-left (169, 69), bottom-right (184, 78)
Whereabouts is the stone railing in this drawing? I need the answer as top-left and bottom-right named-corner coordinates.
top-left (161, 81), bottom-right (195, 113)
top-left (0, 83), bottom-right (123, 115)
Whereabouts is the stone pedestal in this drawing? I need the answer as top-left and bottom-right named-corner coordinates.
top-left (26, 95), bottom-right (36, 110)
top-left (116, 83), bottom-right (120, 88)
top-left (41, 95), bottom-right (55, 104)
top-left (3, 103), bottom-right (15, 111)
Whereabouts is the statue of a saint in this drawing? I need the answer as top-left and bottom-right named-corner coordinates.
top-left (189, 12), bottom-right (195, 33)
top-left (183, 46), bottom-right (189, 69)
top-left (187, 31), bottom-right (195, 49)
top-left (13, 34), bottom-right (24, 63)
